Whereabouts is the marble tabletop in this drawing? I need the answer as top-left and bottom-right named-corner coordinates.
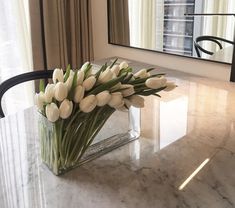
top-left (0, 59), bottom-right (235, 208)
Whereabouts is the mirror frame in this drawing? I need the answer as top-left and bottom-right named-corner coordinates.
top-left (107, 0), bottom-right (235, 82)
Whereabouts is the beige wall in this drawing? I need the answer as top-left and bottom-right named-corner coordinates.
top-left (91, 0), bottom-right (231, 81)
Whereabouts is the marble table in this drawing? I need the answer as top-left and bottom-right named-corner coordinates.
top-left (0, 59), bottom-right (235, 208)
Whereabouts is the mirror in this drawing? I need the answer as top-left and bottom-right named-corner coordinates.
top-left (108, 0), bottom-right (235, 64)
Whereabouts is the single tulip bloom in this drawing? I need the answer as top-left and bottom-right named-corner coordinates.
top-left (59, 99), bottom-right (73, 119)
top-left (98, 67), bottom-right (114, 83)
top-left (45, 102), bottom-right (60, 122)
top-left (96, 91), bottom-right (111, 106)
top-left (81, 62), bottom-right (90, 71)
top-left (54, 82), bottom-right (68, 102)
top-left (134, 69), bottom-right (150, 79)
top-left (77, 71), bottom-right (85, 85)
top-left (108, 92), bottom-right (123, 108)
top-left (53, 68), bottom-right (64, 83)
top-left (119, 61), bottom-right (128, 69)
top-left (73, 85), bottom-right (85, 103)
top-left (83, 76), bottom-right (96, 91)
top-left (129, 95), bottom-right (145, 108)
top-left (111, 65), bottom-right (120, 76)
top-left (164, 82), bottom-right (177, 91)
top-left (65, 70), bottom-right (75, 91)
top-left (44, 84), bottom-right (55, 103)
top-left (114, 100), bottom-right (124, 109)
top-left (79, 95), bottom-right (97, 113)
top-left (35, 92), bottom-right (45, 110)
top-left (120, 84), bottom-right (135, 97)
top-left (145, 76), bottom-right (167, 89)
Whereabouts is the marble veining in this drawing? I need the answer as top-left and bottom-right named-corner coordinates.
top-left (0, 58), bottom-right (235, 208)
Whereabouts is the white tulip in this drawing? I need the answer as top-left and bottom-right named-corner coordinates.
top-left (45, 102), bottom-right (60, 122)
top-left (82, 76), bottom-right (96, 91)
top-left (108, 92), bottom-right (123, 108)
top-left (44, 84), bottom-right (55, 103)
top-left (114, 100), bottom-right (124, 109)
top-left (134, 69), bottom-right (150, 79)
top-left (79, 95), bottom-right (97, 113)
top-left (111, 65), bottom-right (120, 76)
top-left (73, 85), bottom-right (85, 103)
top-left (96, 91), bottom-right (111, 107)
top-left (35, 92), bottom-right (45, 110)
top-left (98, 67), bottom-right (114, 83)
top-left (59, 99), bottom-right (73, 119)
top-left (119, 61), bottom-right (128, 69)
top-left (53, 68), bottom-right (64, 83)
top-left (129, 95), bottom-right (145, 108)
top-left (145, 76), bottom-right (167, 89)
top-left (65, 70), bottom-right (74, 91)
top-left (164, 82), bottom-right (177, 91)
top-left (81, 62), bottom-right (90, 71)
top-left (54, 82), bottom-right (68, 102)
top-left (77, 71), bottom-right (85, 85)
top-left (120, 84), bottom-right (135, 97)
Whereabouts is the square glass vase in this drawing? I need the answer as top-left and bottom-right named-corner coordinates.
top-left (38, 106), bottom-right (140, 176)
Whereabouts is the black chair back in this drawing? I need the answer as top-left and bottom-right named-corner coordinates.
top-left (194, 35), bottom-right (234, 58)
top-left (0, 70), bottom-right (53, 118)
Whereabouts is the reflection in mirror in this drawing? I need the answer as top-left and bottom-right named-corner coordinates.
top-left (108, 0), bottom-right (235, 63)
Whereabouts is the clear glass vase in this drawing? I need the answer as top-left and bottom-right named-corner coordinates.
top-left (38, 106), bottom-right (140, 176)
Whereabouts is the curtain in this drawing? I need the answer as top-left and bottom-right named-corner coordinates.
top-left (29, 0), bottom-right (93, 70)
top-left (139, 0), bottom-right (156, 49)
top-left (109, 0), bottom-right (130, 45)
top-left (202, 0), bottom-right (235, 58)
top-left (128, 0), bottom-right (163, 50)
top-left (0, 0), bottom-right (34, 115)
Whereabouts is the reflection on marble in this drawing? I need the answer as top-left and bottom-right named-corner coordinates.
top-left (1, 59), bottom-right (235, 207)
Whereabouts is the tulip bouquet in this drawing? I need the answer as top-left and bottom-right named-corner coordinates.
top-left (36, 59), bottom-right (176, 175)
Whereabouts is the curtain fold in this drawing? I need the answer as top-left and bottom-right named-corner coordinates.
top-left (29, 0), bottom-right (93, 70)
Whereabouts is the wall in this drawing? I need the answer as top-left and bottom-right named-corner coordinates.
top-left (91, 0), bottom-right (231, 81)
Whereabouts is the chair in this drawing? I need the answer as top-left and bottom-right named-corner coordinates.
top-left (194, 35), bottom-right (234, 58)
top-left (0, 70), bottom-right (53, 118)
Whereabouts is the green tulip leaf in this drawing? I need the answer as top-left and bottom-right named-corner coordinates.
top-left (39, 79), bottom-right (45, 92)
top-left (110, 58), bottom-right (118, 68)
top-left (64, 64), bottom-right (71, 82)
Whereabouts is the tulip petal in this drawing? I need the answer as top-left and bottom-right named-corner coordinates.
top-left (79, 95), bottom-right (97, 113)
top-left (96, 91), bottom-right (111, 106)
top-left (73, 85), bottom-right (85, 103)
top-left (54, 82), bottom-right (68, 102)
top-left (59, 99), bottom-right (73, 119)
top-left (108, 92), bottom-right (123, 108)
top-left (53, 68), bottom-right (64, 83)
top-left (46, 103), bottom-right (60, 122)
top-left (83, 76), bottom-right (96, 91)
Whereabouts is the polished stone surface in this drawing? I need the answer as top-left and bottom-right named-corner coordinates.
top-left (0, 59), bottom-right (235, 208)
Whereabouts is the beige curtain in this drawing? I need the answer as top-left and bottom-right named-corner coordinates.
top-left (139, 0), bottom-right (156, 49)
top-left (109, 0), bottom-right (130, 45)
top-left (29, 0), bottom-right (93, 70)
top-left (129, 0), bottom-right (163, 50)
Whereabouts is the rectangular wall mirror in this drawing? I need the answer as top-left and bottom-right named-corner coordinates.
top-left (108, 0), bottom-right (235, 64)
